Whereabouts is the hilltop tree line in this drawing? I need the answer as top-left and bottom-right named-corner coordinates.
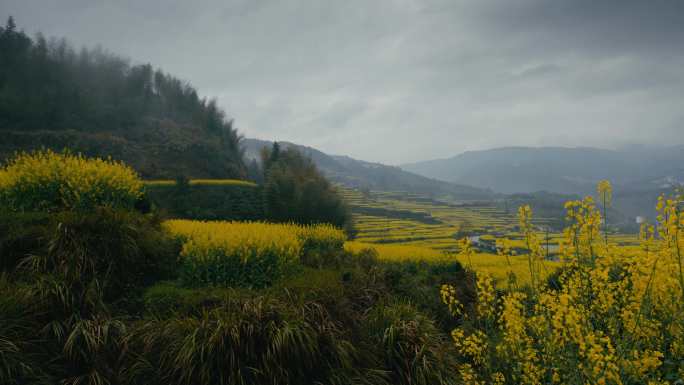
top-left (260, 142), bottom-right (350, 230)
top-left (0, 17), bottom-right (235, 136)
top-left (0, 17), bottom-right (244, 178)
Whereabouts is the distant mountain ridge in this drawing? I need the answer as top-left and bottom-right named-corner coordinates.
top-left (242, 138), bottom-right (494, 201)
top-left (401, 145), bottom-right (684, 195)
top-left (401, 145), bottom-right (684, 223)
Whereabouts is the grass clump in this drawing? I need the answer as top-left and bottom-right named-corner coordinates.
top-left (129, 295), bottom-right (363, 385)
top-left (363, 302), bottom-right (459, 385)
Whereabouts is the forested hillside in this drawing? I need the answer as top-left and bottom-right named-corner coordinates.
top-left (243, 138), bottom-right (493, 201)
top-left (0, 18), bottom-right (244, 179)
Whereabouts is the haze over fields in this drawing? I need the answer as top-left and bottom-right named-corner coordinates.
top-left (3, 2), bottom-right (684, 384)
top-left (4, 0), bottom-right (684, 164)
top-left (2, 1), bottom-right (682, 224)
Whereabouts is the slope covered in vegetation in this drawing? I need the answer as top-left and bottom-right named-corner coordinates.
top-left (0, 151), bottom-right (472, 385)
top-left (0, 18), bottom-right (244, 179)
top-left (243, 138), bottom-right (494, 201)
top-left (2, 16), bottom-right (683, 385)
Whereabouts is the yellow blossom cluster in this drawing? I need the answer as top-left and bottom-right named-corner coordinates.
top-left (442, 182), bottom-right (684, 384)
top-left (298, 222), bottom-right (347, 251)
top-left (164, 220), bottom-right (346, 286)
top-left (0, 150), bottom-right (143, 211)
top-left (344, 241), bottom-right (452, 263)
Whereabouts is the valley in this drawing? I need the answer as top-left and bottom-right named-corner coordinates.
top-left (2, 12), bottom-right (683, 384)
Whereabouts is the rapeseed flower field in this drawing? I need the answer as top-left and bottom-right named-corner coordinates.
top-left (345, 241), bottom-right (451, 263)
top-left (164, 220), bottom-right (346, 287)
top-left (0, 150), bottom-right (143, 211)
top-left (345, 240), bottom-right (556, 284)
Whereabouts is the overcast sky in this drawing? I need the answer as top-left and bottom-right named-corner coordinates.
top-left (4, 0), bottom-right (684, 164)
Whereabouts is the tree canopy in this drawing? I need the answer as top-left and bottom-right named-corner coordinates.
top-left (261, 143), bottom-right (351, 230)
top-left (0, 17), bottom-right (245, 179)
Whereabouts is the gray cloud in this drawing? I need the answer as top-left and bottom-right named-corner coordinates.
top-left (4, 0), bottom-right (684, 164)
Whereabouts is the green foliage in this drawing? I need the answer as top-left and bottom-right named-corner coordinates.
top-left (0, 135), bottom-right (472, 385)
top-left (0, 211), bottom-right (51, 271)
top-left (0, 18), bottom-right (245, 179)
top-left (129, 297), bottom-right (362, 385)
top-left (0, 205), bottom-right (182, 385)
top-left (145, 181), bottom-right (264, 220)
top-left (60, 316), bottom-right (129, 385)
top-left (0, 216), bottom-right (467, 385)
top-left (27, 209), bottom-right (179, 296)
top-left (262, 144), bottom-right (351, 229)
top-left (142, 282), bottom-right (250, 318)
top-left (299, 225), bottom-right (348, 268)
top-left (363, 302), bottom-right (459, 385)
top-left (178, 246), bottom-right (300, 289)
top-left (0, 276), bottom-right (49, 384)
top-left (134, 266), bottom-right (466, 385)
top-left (271, 269), bottom-right (346, 301)
top-left (0, 274), bottom-right (132, 385)
top-left (1, 208), bottom-right (179, 296)
top-left (379, 260), bottom-right (475, 329)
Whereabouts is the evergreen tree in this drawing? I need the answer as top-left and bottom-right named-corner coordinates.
top-left (6, 16), bottom-right (16, 33)
top-left (0, 17), bottom-right (246, 179)
top-left (261, 145), bottom-right (350, 229)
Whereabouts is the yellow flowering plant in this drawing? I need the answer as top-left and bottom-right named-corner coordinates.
top-left (0, 150), bottom-right (143, 212)
top-left (598, 179), bottom-right (613, 244)
top-left (442, 181), bottom-right (684, 384)
top-left (345, 241), bottom-right (452, 263)
top-left (164, 220), bottom-right (346, 287)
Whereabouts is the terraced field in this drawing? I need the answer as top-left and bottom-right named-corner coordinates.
top-left (342, 188), bottom-right (553, 252)
top-left (341, 187), bottom-right (640, 282)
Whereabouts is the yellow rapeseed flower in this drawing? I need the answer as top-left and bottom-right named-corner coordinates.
top-left (441, 182), bottom-right (684, 384)
top-left (164, 219), bottom-right (346, 286)
top-left (0, 149), bottom-right (142, 211)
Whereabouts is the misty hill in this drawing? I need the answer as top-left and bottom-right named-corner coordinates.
top-left (0, 19), bottom-right (492, 202)
top-left (402, 146), bottom-right (684, 222)
top-left (0, 19), bottom-right (244, 179)
top-left (401, 146), bottom-right (684, 195)
top-left (243, 138), bottom-right (493, 201)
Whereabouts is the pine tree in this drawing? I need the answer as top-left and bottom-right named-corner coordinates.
top-left (6, 16), bottom-right (16, 33)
